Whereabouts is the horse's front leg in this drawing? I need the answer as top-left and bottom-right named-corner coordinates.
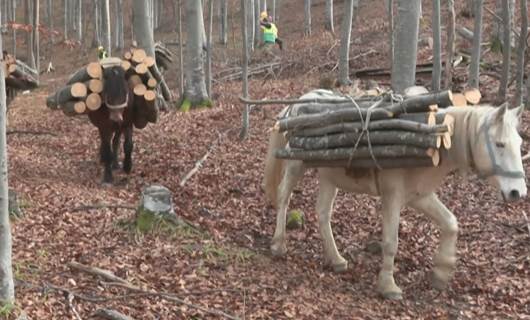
top-left (271, 160), bottom-right (304, 256)
top-left (409, 193), bottom-right (458, 290)
top-left (99, 129), bottom-right (114, 184)
top-left (377, 188), bottom-right (405, 300)
top-left (111, 130), bottom-right (121, 169)
top-left (316, 176), bottom-right (347, 272)
top-left (122, 125), bottom-right (134, 174)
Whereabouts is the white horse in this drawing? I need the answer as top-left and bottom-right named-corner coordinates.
top-left (263, 90), bottom-right (527, 300)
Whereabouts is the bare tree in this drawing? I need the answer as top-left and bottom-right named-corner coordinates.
top-left (101, 0), bottom-right (111, 56)
top-left (304, 0), bottom-right (311, 36)
top-left (75, 0), bottom-right (82, 41)
top-left (387, 0), bottom-right (393, 66)
top-left (325, 0), bottom-right (334, 33)
top-left (261, 0), bottom-right (267, 12)
top-left (493, 0), bottom-right (515, 50)
top-left (115, 0), bottom-right (124, 50)
top-left (240, 0), bottom-right (249, 140)
top-left (468, 0), bottom-right (484, 89)
top-left (272, 0), bottom-right (277, 21)
top-left (33, 0), bottom-right (40, 75)
top-left (63, 0), bottom-right (68, 39)
top-left (11, 0), bottom-right (17, 53)
top-left (338, 0), bottom-right (358, 85)
top-left (176, 0), bottom-right (184, 97)
top-left (25, 0), bottom-right (35, 68)
top-left (432, 0), bottom-right (441, 91)
top-left (254, 0), bottom-right (260, 46)
top-left (247, 0), bottom-right (255, 51)
top-left (206, 0), bottom-right (213, 96)
top-left (516, 0), bottom-right (528, 106)
top-left (0, 6), bottom-right (15, 304)
top-left (93, 0), bottom-right (101, 47)
top-left (391, 0), bottom-right (421, 93)
top-left (445, 0), bottom-right (455, 88)
top-left (219, 0), bottom-right (228, 45)
top-left (497, 0), bottom-right (512, 102)
top-left (184, 0), bottom-right (208, 106)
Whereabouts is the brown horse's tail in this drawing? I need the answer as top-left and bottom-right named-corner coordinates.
top-left (263, 128), bottom-right (287, 208)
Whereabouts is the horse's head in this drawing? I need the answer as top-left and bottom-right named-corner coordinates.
top-left (471, 104), bottom-right (527, 202)
top-left (102, 64), bottom-right (129, 124)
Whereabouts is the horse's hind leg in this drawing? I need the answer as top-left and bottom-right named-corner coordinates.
top-left (316, 176), bottom-right (347, 272)
top-left (271, 160), bottom-right (304, 257)
top-left (122, 126), bottom-right (133, 174)
top-left (111, 130), bottom-right (121, 169)
top-left (409, 193), bottom-right (458, 290)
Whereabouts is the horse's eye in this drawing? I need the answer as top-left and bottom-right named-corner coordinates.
top-left (496, 142), bottom-right (505, 148)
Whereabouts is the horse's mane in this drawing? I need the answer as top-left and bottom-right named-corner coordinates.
top-left (103, 66), bottom-right (128, 105)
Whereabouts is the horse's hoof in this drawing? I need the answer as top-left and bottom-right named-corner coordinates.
top-left (380, 291), bottom-right (403, 300)
top-left (123, 162), bottom-right (132, 173)
top-left (332, 259), bottom-right (348, 273)
top-left (270, 243), bottom-right (287, 257)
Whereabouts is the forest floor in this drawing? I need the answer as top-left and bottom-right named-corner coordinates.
top-left (4, 0), bottom-right (530, 319)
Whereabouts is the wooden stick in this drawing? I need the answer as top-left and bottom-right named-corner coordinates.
top-left (276, 145), bottom-right (435, 161)
top-left (85, 93), bottom-right (102, 111)
top-left (239, 96), bottom-right (354, 105)
top-left (67, 261), bottom-right (133, 286)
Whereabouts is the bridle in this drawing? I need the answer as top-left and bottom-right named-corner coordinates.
top-left (105, 93), bottom-right (129, 110)
top-left (468, 112), bottom-right (526, 180)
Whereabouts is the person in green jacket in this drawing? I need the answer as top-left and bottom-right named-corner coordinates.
top-left (260, 13), bottom-right (283, 50)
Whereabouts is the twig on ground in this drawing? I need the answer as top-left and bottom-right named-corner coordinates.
top-left (68, 261), bottom-right (136, 287)
top-left (6, 130), bottom-right (58, 136)
top-left (67, 292), bottom-right (83, 320)
top-left (70, 203), bottom-right (137, 212)
top-left (94, 309), bottom-right (135, 320)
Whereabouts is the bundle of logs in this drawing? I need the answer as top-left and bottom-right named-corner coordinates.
top-left (2, 53), bottom-right (39, 105)
top-left (46, 48), bottom-right (171, 128)
top-left (274, 90), bottom-right (458, 169)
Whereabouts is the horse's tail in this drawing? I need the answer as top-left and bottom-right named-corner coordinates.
top-left (263, 128), bottom-right (287, 208)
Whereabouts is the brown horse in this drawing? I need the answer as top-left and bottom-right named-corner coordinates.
top-left (88, 65), bottom-right (135, 184)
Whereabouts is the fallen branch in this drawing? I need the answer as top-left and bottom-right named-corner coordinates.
top-left (94, 309), bottom-right (135, 320)
top-left (67, 292), bottom-right (83, 320)
top-left (522, 152), bottom-right (530, 161)
top-left (6, 130), bottom-right (58, 136)
top-left (239, 96), bottom-right (353, 105)
top-left (71, 203), bottom-right (136, 212)
top-left (67, 261), bottom-right (135, 287)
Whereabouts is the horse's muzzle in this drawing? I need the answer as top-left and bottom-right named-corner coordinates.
top-left (502, 189), bottom-right (526, 202)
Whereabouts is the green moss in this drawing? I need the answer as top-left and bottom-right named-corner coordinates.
top-left (180, 98), bottom-right (192, 112)
top-left (200, 99), bottom-right (214, 108)
top-left (490, 37), bottom-right (503, 53)
top-left (0, 302), bottom-right (16, 317)
top-left (286, 209), bottom-right (305, 230)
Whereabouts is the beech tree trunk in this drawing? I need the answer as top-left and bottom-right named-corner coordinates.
top-left (445, 0), bottom-right (455, 88)
top-left (254, 0), bottom-right (260, 46)
top-left (247, 0), bottom-right (255, 51)
top-left (325, 0), bottom-right (334, 33)
top-left (468, 0), bottom-right (483, 89)
top-left (338, 0), bottom-right (358, 85)
top-left (184, 0), bottom-right (208, 105)
top-left (115, 0), bottom-right (124, 50)
top-left (304, 0), bottom-right (311, 36)
top-left (515, 0), bottom-right (528, 106)
top-left (493, 0), bottom-right (515, 50)
top-left (11, 0), bottom-right (17, 54)
top-left (101, 0), bottom-right (111, 56)
top-left (0, 6), bottom-right (15, 303)
top-left (432, 0), bottom-right (441, 91)
top-left (219, 0), bottom-right (228, 45)
top-left (206, 0), bottom-right (213, 96)
top-left (33, 0), bottom-right (40, 76)
top-left (240, 0), bottom-right (249, 140)
top-left (176, 0), bottom-right (184, 96)
top-left (497, 0), bottom-right (511, 102)
top-left (25, 0), bottom-right (35, 69)
top-left (392, 0), bottom-right (421, 93)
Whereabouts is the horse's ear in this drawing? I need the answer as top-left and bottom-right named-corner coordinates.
top-left (494, 102), bottom-right (508, 124)
top-left (511, 104), bottom-right (524, 120)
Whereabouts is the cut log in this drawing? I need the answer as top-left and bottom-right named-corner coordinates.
top-left (143, 90), bottom-right (158, 123)
top-left (463, 88), bottom-right (481, 105)
top-left (46, 83), bottom-right (88, 108)
top-left (297, 100), bottom-right (384, 114)
top-left (276, 145), bottom-right (434, 161)
top-left (385, 90), bottom-right (453, 115)
top-left (5, 77), bottom-right (35, 90)
top-left (123, 51), bottom-right (133, 60)
top-left (148, 64), bottom-right (172, 101)
top-left (74, 101), bottom-right (87, 114)
top-left (147, 78), bottom-right (157, 89)
top-left (277, 100), bottom-right (393, 132)
top-left (132, 48), bottom-right (147, 64)
top-left (132, 96), bottom-right (149, 129)
top-left (133, 84), bottom-right (147, 96)
top-left (288, 130), bottom-right (442, 150)
top-left (85, 93), bottom-right (102, 111)
top-left (292, 119), bottom-right (449, 137)
top-left (143, 56), bottom-right (156, 68)
top-left (135, 63), bottom-right (148, 75)
top-left (121, 60), bottom-right (132, 72)
top-left (128, 75), bottom-right (143, 89)
top-left (61, 101), bottom-right (85, 116)
top-left (452, 93), bottom-right (467, 107)
top-left (66, 62), bottom-right (103, 84)
top-left (304, 157), bottom-right (438, 169)
top-left (87, 79), bottom-right (103, 94)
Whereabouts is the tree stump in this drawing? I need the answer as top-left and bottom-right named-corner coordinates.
top-left (136, 185), bottom-right (177, 233)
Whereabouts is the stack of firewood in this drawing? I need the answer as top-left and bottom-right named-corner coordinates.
top-left (46, 48), bottom-right (171, 128)
top-left (275, 90), bottom-right (457, 169)
top-left (2, 53), bottom-right (39, 105)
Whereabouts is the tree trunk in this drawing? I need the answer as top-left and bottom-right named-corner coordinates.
top-left (63, 0), bottom-right (68, 39)
top-left (33, 0), bottom-right (40, 76)
top-left (101, 0), bottom-right (111, 56)
top-left (184, 0), bottom-right (208, 106)
top-left (445, 0), bottom-right (455, 88)
top-left (176, 0), bottom-right (184, 96)
top-left (272, 0), bottom-right (277, 21)
top-left (515, 0), bottom-right (528, 106)
top-left (115, 0), bottom-right (124, 50)
top-left (0, 8), bottom-right (15, 302)
top-left (387, 0), bottom-right (393, 67)
top-left (219, 0), bottom-right (228, 45)
top-left (468, 0), bottom-right (483, 89)
top-left (206, 0), bottom-right (213, 96)
top-left (261, 0), bottom-right (267, 12)
top-left (75, 0), bottom-right (82, 41)
top-left (240, 0), bottom-right (249, 140)
top-left (254, 0), bottom-right (260, 46)
top-left (93, 0), bottom-right (100, 47)
top-left (493, 0), bottom-right (515, 50)
top-left (432, 0), bottom-right (441, 91)
top-left (11, 0), bottom-right (17, 54)
top-left (325, 0), bottom-right (334, 33)
top-left (132, 0), bottom-right (155, 58)
top-left (304, 0), bottom-right (311, 36)
top-left (391, 0), bottom-right (421, 93)
top-left (247, 0), bottom-right (254, 51)
top-left (25, 0), bottom-right (35, 69)
top-left (497, 0), bottom-right (511, 103)
top-left (338, 0), bottom-right (358, 85)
